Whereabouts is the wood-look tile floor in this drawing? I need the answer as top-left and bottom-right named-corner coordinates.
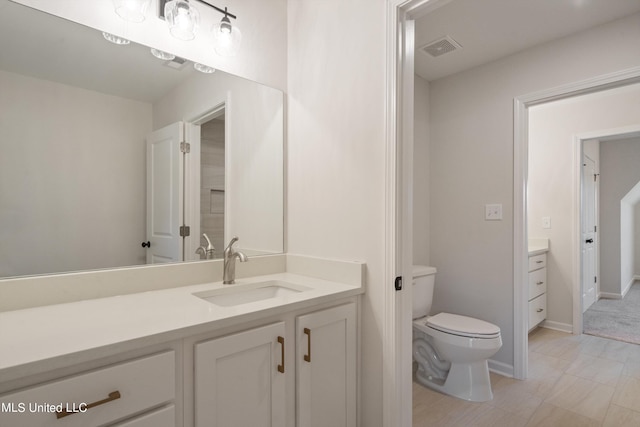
top-left (413, 327), bottom-right (640, 426)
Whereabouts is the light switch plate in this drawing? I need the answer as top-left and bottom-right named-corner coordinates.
top-left (485, 204), bottom-right (502, 221)
top-left (542, 216), bottom-right (551, 229)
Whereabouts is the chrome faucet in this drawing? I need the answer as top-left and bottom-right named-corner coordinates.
top-left (195, 233), bottom-right (215, 259)
top-left (223, 236), bottom-right (248, 284)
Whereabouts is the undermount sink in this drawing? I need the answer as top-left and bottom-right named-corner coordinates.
top-left (194, 280), bottom-right (311, 307)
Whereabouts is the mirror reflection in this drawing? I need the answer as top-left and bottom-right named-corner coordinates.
top-left (0, 1), bottom-right (284, 279)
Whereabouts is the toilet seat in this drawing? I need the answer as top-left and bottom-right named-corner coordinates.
top-left (418, 313), bottom-right (500, 339)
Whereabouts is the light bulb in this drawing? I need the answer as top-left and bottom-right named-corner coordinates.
top-left (212, 17), bottom-right (241, 57)
top-left (113, 0), bottom-right (151, 23)
top-left (165, 0), bottom-right (200, 41)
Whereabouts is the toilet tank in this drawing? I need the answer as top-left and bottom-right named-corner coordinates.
top-left (412, 265), bottom-right (437, 319)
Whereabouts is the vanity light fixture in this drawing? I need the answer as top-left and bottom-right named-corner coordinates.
top-left (211, 7), bottom-right (242, 57)
top-left (158, 0), bottom-right (241, 56)
top-left (163, 0), bottom-right (200, 41)
top-left (194, 63), bottom-right (216, 73)
top-left (102, 32), bottom-right (131, 45)
top-left (112, 0), bottom-right (152, 23)
top-left (150, 48), bottom-right (176, 61)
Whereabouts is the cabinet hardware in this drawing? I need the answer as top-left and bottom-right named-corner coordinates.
top-left (536, 308), bottom-right (544, 313)
top-left (536, 281), bottom-right (544, 285)
top-left (277, 336), bottom-right (285, 373)
top-left (55, 390), bottom-right (121, 419)
top-left (303, 327), bottom-right (311, 363)
top-left (141, 241), bottom-right (150, 248)
top-left (536, 260), bottom-right (543, 264)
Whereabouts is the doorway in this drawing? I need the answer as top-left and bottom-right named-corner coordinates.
top-left (515, 73), bottom-right (640, 379)
top-left (198, 109), bottom-right (226, 259)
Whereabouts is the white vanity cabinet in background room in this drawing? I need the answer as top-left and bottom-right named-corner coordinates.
top-left (192, 302), bottom-right (357, 427)
top-left (0, 351), bottom-right (176, 427)
top-left (296, 303), bottom-right (356, 427)
top-left (528, 253), bottom-right (547, 330)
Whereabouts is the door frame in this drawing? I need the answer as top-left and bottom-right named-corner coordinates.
top-left (383, 1), bottom-right (450, 426)
top-left (574, 125), bottom-right (640, 315)
top-left (186, 101), bottom-right (227, 259)
top-left (513, 68), bottom-right (640, 379)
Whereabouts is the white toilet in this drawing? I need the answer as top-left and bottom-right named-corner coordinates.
top-left (412, 265), bottom-right (502, 402)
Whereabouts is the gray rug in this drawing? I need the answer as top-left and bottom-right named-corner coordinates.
top-left (583, 282), bottom-right (640, 345)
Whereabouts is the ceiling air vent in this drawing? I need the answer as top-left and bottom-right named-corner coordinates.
top-left (420, 36), bottom-right (462, 58)
top-left (163, 56), bottom-right (188, 70)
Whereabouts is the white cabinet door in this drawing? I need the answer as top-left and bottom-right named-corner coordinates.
top-left (296, 303), bottom-right (356, 427)
top-left (194, 322), bottom-right (286, 427)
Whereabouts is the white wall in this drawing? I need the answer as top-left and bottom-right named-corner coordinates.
top-left (12, 0), bottom-right (287, 91)
top-left (287, 0), bottom-right (386, 425)
top-left (528, 86), bottom-right (640, 323)
top-left (153, 71), bottom-right (284, 255)
top-left (428, 13), bottom-right (640, 367)
top-left (414, 75), bottom-right (430, 265)
top-left (0, 70), bottom-right (152, 277)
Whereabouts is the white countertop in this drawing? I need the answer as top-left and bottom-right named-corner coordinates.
top-left (0, 272), bottom-right (362, 383)
top-left (528, 238), bottom-right (550, 256)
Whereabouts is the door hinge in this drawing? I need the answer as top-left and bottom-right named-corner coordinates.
top-left (594, 225), bottom-right (597, 232)
top-left (180, 142), bottom-right (191, 153)
top-left (394, 276), bottom-right (403, 291)
top-left (594, 276), bottom-right (597, 283)
top-left (179, 225), bottom-right (190, 237)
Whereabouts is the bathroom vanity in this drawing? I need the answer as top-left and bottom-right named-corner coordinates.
top-left (528, 239), bottom-right (549, 331)
top-left (0, 255), bottom-right (363, 427)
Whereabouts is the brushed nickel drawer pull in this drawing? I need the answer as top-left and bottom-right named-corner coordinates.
top-left (536, 260), bottom-right (543, 264)
top-left (536, 281), bottom-right (544, 285)
top-left (537, 308), bottom-right (544, 313)
top-left (277, 336), bottom-right (285, 373)
top-left (56, 390), bottom-right (121, 419)
top-left (304, 327), bottom-right (311, 363)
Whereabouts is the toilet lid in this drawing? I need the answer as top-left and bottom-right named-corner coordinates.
top-left (426, 313), bottom-right (500, 338)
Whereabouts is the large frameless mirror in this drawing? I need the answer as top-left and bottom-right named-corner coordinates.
top-left (0, 1), bottom-right (284, 279)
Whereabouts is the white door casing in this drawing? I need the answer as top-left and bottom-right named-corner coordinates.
top-left (145, 122), bottom-right (185, 264)
top-left (581, 154), bottom-right (598, 311)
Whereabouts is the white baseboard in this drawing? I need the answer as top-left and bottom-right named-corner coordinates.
top-left (599, 292), bottom-right (622, 300)
top-left (622, 278), bottom-right (636, 298)
top-left (541, 320), bottom-right (572, 334)
top-left (488, 359), bottom-right (513, 378)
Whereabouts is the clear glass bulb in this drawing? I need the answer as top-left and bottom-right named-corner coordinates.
top-left (212, 19), bottom-right (242, 57)
top-left (165, 0), bottom-right (200, 41)
top-left (113, 0), bottom-right (150, 23)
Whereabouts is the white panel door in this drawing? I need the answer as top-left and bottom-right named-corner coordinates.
top-left (296, 303), bottom-right (356, 427)
top-left (582, 154), bottom-right (598, 312)
top-left (195, 322), bottom-right (286, 427)
top-left (145, 122), bottom-right (184, 264)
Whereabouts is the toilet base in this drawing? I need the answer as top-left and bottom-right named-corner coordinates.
top-left (415, 359), bottom-right (494, 402)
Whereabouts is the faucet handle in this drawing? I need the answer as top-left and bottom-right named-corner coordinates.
top-left (225, 236), bottom-right (240, 251)
top-left (202, 233), bottom-right (214, 251)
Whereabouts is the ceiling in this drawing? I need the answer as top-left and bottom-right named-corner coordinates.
top-left (415, 0), bottom-right (640, 81)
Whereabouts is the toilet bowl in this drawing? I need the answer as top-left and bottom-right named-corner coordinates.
top-left (412, 266), bottom-right (502, 402)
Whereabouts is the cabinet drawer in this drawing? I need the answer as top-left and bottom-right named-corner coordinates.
top-left (528, 294), bottom-right (546, 330)
top-left (528, 268), bottom-right (547, 300)
top-left (528, 253), bottom-right (546, 271)
top-left (0, 351), bottom-right (175, 427)
top-left (111, 405), bottom-right (174, 427)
